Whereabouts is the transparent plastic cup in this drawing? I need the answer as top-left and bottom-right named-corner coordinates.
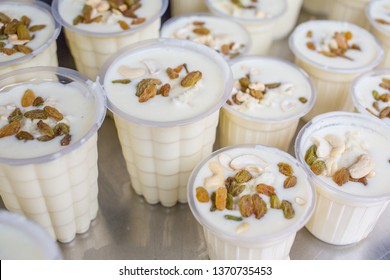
top-left (302, 0), bottom-right (332, 16)
top-left (0, 210), bottom-right (62, 260)
top-left (170, 0), bottom-right (208, 16)
top-left (274, 0), bottom-right (303, 39)
top-left (218, 56), bottom-right (315, 151)
top-left (0, 67), bottom-right (106, 243)
top-left (160, 13), bottom-right (252, 61)
top-left (366, 0), bottom-right (390, 68)
top-left (51, 0), bottom-right (168, 80)
top-left (295, 112), bottom-right (390, 245)
top-left (205, 0), bottom-right (287, 55)
top-left (289, 20), bottom-right (383, 122)
top-left (329, 0), bottom-right (371, 29)
top-left (99, 38), bottom-right (232, 207)
top-left (0, 0), bottom-right (61, 76)
top-left (187, 144), bottom-right (316, 260)
top-left (350, 68), bottom-right (390, 127)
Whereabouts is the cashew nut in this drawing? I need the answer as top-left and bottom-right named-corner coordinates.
top-left (97, 1), bottom-right (110, 12)
top-left (117, 65), bottom-right (146, 79)
top-left (349, 154), bottom-right (374, 179)
top-left (142, 59), bottom-right (161, 75)
top-left (218, 153), bottom-right (233, 171)
top-left (204, 161), bottom-right (225, 188)
top-left (325, 157), bottom-right (338, 177)
top-left (312, 136), bottom-right (331, 158)
top-left (235, 222), bottom-right (250, 234)
top-left (325, 134), bottom-right (345, 157)
top-left (295, 197), bottom-right (306, 206)
top-left (230, 154), bottom-right (268, 174)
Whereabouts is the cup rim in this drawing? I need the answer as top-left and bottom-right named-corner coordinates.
top-left (222, 55), bottom-right (316, 123)
top-left (0, 66), bottom-right (106, 166)
top-left (204, 0), bottom-right (287, 24)
top-left (187, 144), bottom-right (316, 245)
top-left (0, 210), bottom-right (62, 260)
top-left (51, 0), bottom-right (168, 38)
top-left (294, 111), bottom-right (390, 203)
top-left (0, 0), bottom-right (62, 68)
top-left (288, 20), bottom-right (384, 74)
top-left (98, 38), bottom-right (233, 128)
top-left (350, 67), bottom-right (390, 124)
top-left (160, 12), bottom-right (252, 58)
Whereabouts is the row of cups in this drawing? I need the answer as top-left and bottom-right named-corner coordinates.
top-left (0, 0), bottom-right (389, 259)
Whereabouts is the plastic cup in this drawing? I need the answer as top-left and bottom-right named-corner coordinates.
top-left (0, 210), bottom-right (62, 260)
top-left (0, 0), bottom-right (61, 76)
top-left (329, 0), bottom-right (371, 29)
top-left (205, 0), bottom-right (287, 55)
top-left (295, 112), bottom-right (390, 245)
top-left (160, 13), bottom-right (251, 61)
top-left (187, 144), bottom-right (316, 260)
top-left (170, 0), bottom-right (209, 16)
top-left (0, 67), bottom-right (106, 243)
top-left (51, 0), bottom-right (168, 80)
top-left (366, 0), bottom-right (390, 68)
top-left (302, 0), bottom-right (332, 16)
top-left (218, 56), bottom-right (315, 151)
top-left (274, 0), bottom-right (303, 39)
top-left (99, 38), bottom-right (232, 207)
top-left (289, 20), bottom-right (383, 122)
top-left (350, 68), bottom-right (390, 126)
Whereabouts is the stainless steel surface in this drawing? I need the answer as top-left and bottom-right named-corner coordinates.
top-left (1, 6), bottom-right (389, 260)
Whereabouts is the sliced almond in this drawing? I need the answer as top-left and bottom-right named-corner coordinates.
top-left (117, 65), bottom-right (146, 79)
top-left (21, 89), bottom-right (35, 107)
top-left (230, 154), bottom-right (268, 173)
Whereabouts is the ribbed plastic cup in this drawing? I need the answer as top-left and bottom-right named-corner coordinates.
top-left (187, 144), bottom-right (316, 260)
top-left (0, 210), bottom-right (62, 259)
top-left (170, 0), bottom-right (209, 16)
top-left (295, 112), bottom-right (390, 245)
top-left (0, 67), bottom-right (106, 243)
top-left (302, 0), bottom-right (331, 16)
top-left (99, 38), bottom-right (233, 207)
top-left (51, 0), bottom-right (168, 79)
top-left (329, 0), bottom-right (371, 29)
top-left (274, 0), bottom-right (303, 39)
top-left (0, 0), bottom-right (61, 76)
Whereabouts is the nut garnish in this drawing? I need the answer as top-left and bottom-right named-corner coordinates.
top-left (21, 89), bottom-right (36, 107)
top-left (112, 79), bottom-right (131, 84)
top-left (8, 108), bottom-right (23, 123)
top-left (215, 187), bottom-right (227, 211)
top-left (0, 121), bottom-right (21, 138)
top-left (0, 12), bottom-right (46, 57)
top-left (333, 167), bottom-right (350, 186)
top-left (196, 186), bottom-right (209, 203)
top-left (15, 131), bottom-right (34, 141)
top-left (281, 200), bottom-right (295, 219)
top-left (60, 134), bottom-right (72, 146)
top-left (365, 78), bottom-right (390, 119)
top-left (305, 30), bottom-right (361, 61)
top-left (277, 162), bottom-right (293, 176)
top-left (158, 83), bottom-right (171, 97)
top-left (256, 183), bottom-right (275, 196)
top-left (44, 106), bottom-right (63, 121)
top-left (181, 71), bottom-right (202, 87)
top-left (283, 176), bottom-right (297, 189)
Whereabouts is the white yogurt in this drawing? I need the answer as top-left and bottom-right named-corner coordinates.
top-left (290, 20), bottom-right (381, 71)
top-left (103, 43), bottom-right (226, 123)
top-left (227, 57), bottom-right (313, 121)
top-left (188, 145), bottom-right (315, 259)
top-left (58, 0), bottom-right (161, 34)
top-left (351, 70), bottom-right (390, 126)
top-left (0, 82), bottom-right (96, 159)
top-left (367, 0), bottom-right (390, 33)
top-left (160, 14), bottom-right (251, 60)
top-left (0, 3), bottom-right (55, 63)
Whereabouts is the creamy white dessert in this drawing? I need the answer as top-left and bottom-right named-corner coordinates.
top-left (0, 82), bottom-right (96, 158)
top-left (101, 39), bottom-right (232, 207)
top-left (289, 20), bottom-right (383, 121)
top-left (295, 112), bottom-right (390, 245)
top-left (367, 0), bottom-right (390, 67)
top-left (188, 145), bottom-right (315, 259)
top-left (329, 0), bottom-right (371, 29)
top-left (160, 14), bottom-right (251, 60)
top-left (170, 0), bottom-right (208, 16)
top-left (0, 211), bottom-right (62, 260)
top-left (351, 70), bottom-right (390, 126)
top-left (0, 67), bottom-right (106, 243)
top-left (205, 0), bottom-right (286, 55)
top-left (0, 1), bottom-right (59, 75)
top-left (52, 0), bottom-right (168, 79)
top-left (218, 56), bottom-right (314, 151)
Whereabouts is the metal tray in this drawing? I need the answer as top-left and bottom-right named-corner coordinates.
top-left (1, 6), bottom-right (389, 260)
